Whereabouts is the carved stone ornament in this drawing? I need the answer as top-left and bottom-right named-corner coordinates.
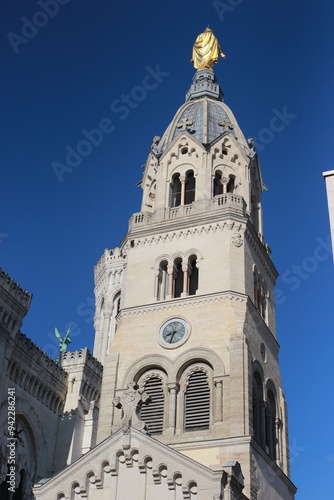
top-left (112, 382), bottom-right (150, 432)
top-left (232, 233), bottom-right (243, 247)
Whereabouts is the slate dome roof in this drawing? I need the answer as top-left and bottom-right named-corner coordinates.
top-left (154, 70), bottom-right (249, 156)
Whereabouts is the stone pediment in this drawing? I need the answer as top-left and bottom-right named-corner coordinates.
top-left (33, 427), bottom-right (247, 500)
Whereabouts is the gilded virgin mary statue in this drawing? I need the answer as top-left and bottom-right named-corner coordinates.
top-left (191, 28), bottom-right (226, 70)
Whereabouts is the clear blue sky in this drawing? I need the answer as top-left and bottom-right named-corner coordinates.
top-left (1, 0), bottom-right (334, 497)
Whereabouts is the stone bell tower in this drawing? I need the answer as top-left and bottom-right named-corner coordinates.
top-left (92, 30), bottom-right (296, 500)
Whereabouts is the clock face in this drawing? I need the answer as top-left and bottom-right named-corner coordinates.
top-left (159, 318), bottom-right (189, 348)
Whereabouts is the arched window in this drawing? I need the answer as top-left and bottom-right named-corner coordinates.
top-left (105, 291), bottom-right (121, 354)
top-left (115, 294), bottom-right (121, 315)
top-left (253, 267), bottom-right (258, 306)
top-left (0, 466), bottom-right (12, 499)
top-left (251, 192), bottom-right (259, 232)
top-left (253, 268), bottom-right (266, 321)
top-left (261, 283), bottom-right (267, 320)
top-left (173, 258), bottom-right (184, 298)
top-left (155, 253), bottom-right (199, 301)
top-left (184, 368), bottom-right (210, 431)
top-left (252, 371), bottom-right (264, 445)
top-left (110, 292), bottom-right (121, 334)
top-left (213, 171), bottom-right (235, 196)
top-left (184, 170), bottom-right (196, 205)
top-left (147, 180), bottom-right (156, 212)
top-left (157, 260), bottom-right (168, 301)
top-left (213, 171), bottom-right (224, 196)
top-left (266, 389), bottom-right (277, 460)
top-left (170, 171), bottom-right (196, 207)
top-left (171, 173), bottom-right (181, 207)
top-left (227, 175), bottom-right (235, 193)
top-left (188, 255), bottom-right (198, 296)
top-left (0, 467), bottom-right (27, 499)
top-left (71, 482), bottom-right (81, 500)
top-left (14, 469), bottom-right (26, 499)
top-left (139, 374), bottom-right (165, 435)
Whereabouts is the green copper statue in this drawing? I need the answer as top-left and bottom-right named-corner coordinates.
top-left (54, 326), bottom-right (72, 353)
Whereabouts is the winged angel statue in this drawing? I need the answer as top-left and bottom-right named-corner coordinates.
top-left (54, 326), bottom-right (72, 353)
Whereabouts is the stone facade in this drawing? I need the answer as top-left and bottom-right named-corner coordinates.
top-left (0, 65), bottom-right (296, 500)
top-left (91, 69), bottom-right (296, 499)
top-left (0, 269), bottom-right (102, 499)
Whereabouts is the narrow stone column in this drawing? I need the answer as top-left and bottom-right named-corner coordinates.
top-left (259, 286), bottom-right (264, 317)
top-left (181, 262), bottom-right (189, 297)
top-left (253, 281), bottom-right (258, 308)
top-left (180, 175), bottom-right (186, 205)
top-left (166, 266), bottom-right (174, 300)
top-left (267, 414), bottom-right (274, 458)
top-left (275, 418), bottom-right (282, 465)
top-left (162, 270), bottom-right (168, 299)
top-left (213, 377), bottom-right (224, 422)
top-left (260, 401), bottom-right (266, 448)
top-left (167, 382), bottom-right (179, 432)
top-left (100, 305), bottom-right (112, 361)
top-left (222, 177), bottom-right (228, 194)
top-left (154, 270), bottom-right (160, 301)
top-left (261, 292), bottom-right (266, 320)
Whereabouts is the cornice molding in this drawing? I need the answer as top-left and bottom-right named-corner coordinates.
top-left (120, 291), bottom-right (247, 318)
top-left (123, 218), bottom-right (245, 250)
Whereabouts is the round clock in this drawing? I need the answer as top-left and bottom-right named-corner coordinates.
top-left (159, 318), bottom-right (189, 348)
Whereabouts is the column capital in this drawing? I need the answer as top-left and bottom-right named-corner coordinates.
top-left (167, 265), bottom-right (175, 275)
top-left (167, 382), bottom-right (179, 392)
top-left (181, 261), bottom-right (190, 273)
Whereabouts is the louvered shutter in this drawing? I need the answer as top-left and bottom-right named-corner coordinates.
top-left (185, 370), bottom-right (210, 430)
top-left (139, 376), bottom-right (164, 435)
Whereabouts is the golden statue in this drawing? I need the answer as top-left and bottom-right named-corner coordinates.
top-left (191, 28), bottom-right (226, 70)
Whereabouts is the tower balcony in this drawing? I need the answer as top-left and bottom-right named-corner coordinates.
top-left (212, 193), bottom-right (246, 211)
top-left (128, 193), bottom-right (247, 231)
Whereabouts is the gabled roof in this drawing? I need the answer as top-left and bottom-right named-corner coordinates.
top-left (33, 427), bottom-right (247, 500)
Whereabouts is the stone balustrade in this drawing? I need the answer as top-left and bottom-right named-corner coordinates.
top-left (128, 193), bottom-right (246, 230)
